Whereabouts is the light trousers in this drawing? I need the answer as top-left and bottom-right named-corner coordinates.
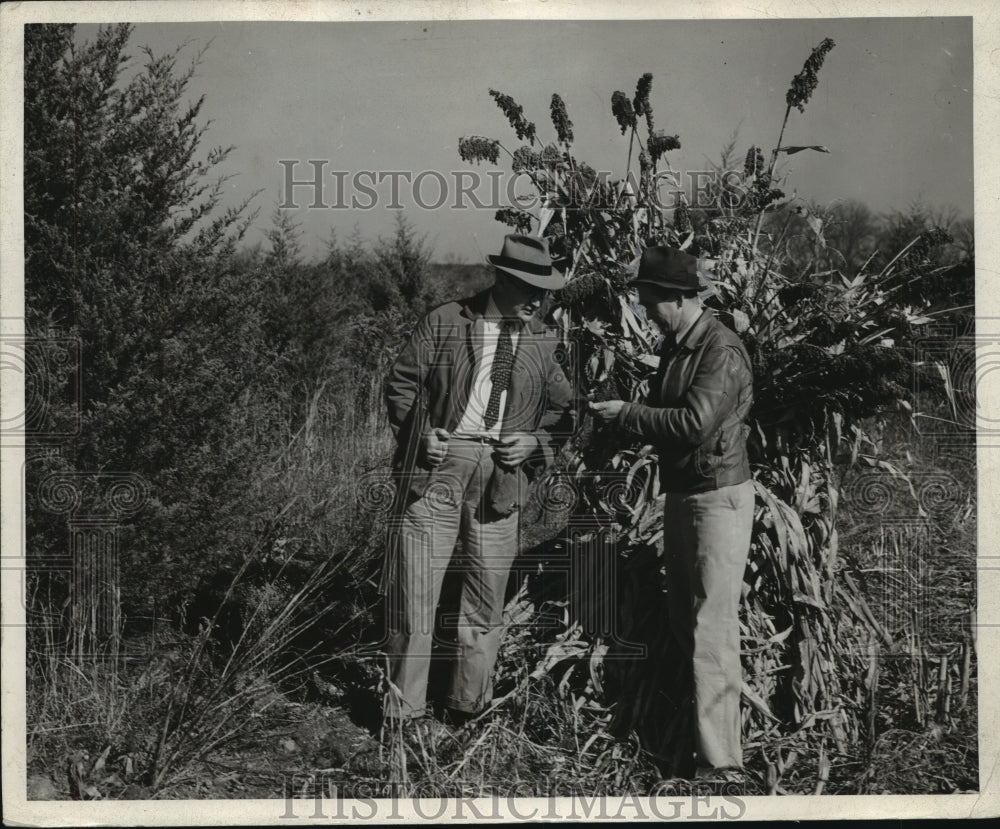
top-left (664, 479), bottom-right (755, 769)
top-left (385, 439), bottom-right (519, 720)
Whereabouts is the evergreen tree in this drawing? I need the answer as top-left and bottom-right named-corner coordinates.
top-left (24, 23), bottom-right (267, 621)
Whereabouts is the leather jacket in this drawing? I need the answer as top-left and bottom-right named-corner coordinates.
top-left (616, 309), bottom-right (753, 493)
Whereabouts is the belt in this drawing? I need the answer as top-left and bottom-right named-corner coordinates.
top-left (450, 434), bottom-right (503, 446)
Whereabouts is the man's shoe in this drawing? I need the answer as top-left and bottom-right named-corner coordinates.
top-left (441, 707), bottom-right (477, 729)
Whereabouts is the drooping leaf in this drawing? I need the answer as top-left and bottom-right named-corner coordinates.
top-left (777, 145), bottom-right (831, 155)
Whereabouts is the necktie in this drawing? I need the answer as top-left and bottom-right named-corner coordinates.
top-left (483, 321), bottom-right (515, 430)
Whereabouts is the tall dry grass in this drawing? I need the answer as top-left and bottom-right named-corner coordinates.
top-left (26, 362), bottom-right (399, 797)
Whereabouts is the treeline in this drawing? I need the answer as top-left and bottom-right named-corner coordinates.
top-left (773, 197), bottom-right (973, 320)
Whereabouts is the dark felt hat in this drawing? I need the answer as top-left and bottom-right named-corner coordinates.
top-left (630, 246), bottom-right (706, 292)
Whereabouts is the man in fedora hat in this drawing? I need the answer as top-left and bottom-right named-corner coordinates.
top-left (382, 233), bottom-right (574, 729)
top-left (590, 245), bottom-right (755, 777)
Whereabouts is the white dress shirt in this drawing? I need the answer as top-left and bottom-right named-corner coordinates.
top-left (453, 296), bottom-right (521, 440)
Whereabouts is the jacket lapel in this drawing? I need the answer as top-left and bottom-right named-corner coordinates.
top-left (459, 289), bottom-right (490, 366)
top-left (442, 290), bottom-right (490, 430)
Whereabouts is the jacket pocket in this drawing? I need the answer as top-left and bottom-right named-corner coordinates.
top-left (693, 427), bottom-right (728, 477)
top-left (717, 428), bottom-right (730, 456)
top-left (694, 440), bottom-right (719, 477)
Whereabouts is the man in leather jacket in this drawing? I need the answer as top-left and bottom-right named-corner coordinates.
top-left (590, 245), bottom-right (755, 777)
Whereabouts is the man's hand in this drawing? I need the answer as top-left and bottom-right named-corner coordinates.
top-left (588, 400), bottom-right (625, 422)
top-left (422, 428), bottom-right (450, 468)
top-left (493, 432), bottom-right (539, 468)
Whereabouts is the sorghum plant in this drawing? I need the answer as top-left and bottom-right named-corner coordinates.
top-left (459, 40), bottom-right (958, 788)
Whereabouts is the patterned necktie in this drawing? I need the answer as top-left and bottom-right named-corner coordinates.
top-left (483, 321), bottom-right (515, 430)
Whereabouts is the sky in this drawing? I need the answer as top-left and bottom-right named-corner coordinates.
top-left (76, 17), bottom-right (973, 263)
